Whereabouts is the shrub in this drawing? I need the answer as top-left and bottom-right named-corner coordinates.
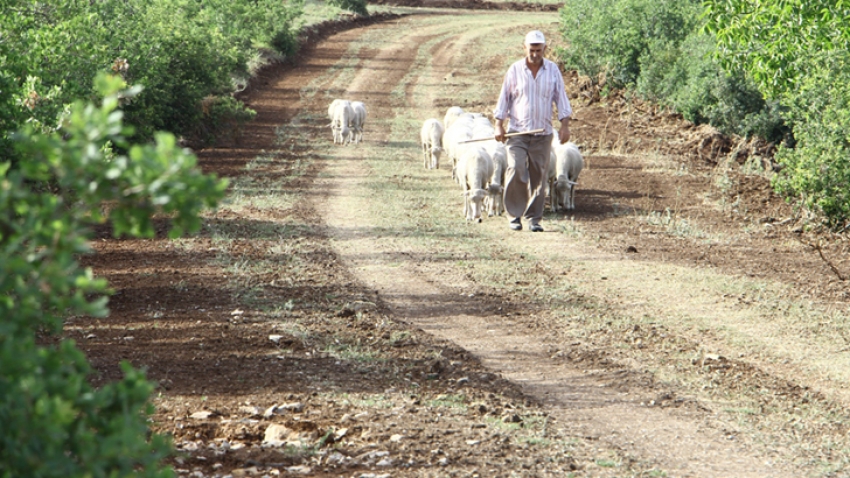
top-left (772, 53), bottom-right (850, 229)
top-left (558, 0), bottom-right (788, 143)
top-left (1, 0), bottom-right (303, 143)
top-left (0, 74), bottom-right (228, 477)
top-left (558, 0), bottom-right (702, 87)
top-left (326, 0), bottom-right (369, 16)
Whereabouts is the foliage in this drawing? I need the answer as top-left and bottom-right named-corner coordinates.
top-left (704, 0), bottom-right (850, 227)
top-left (326, 0), bottom-right (369, 16)
top-left (703, 0), bottom-right (850, 100)
top-left (557, 0), bottom-right (787, 142)
top-left (771, 53), bottom-right (850, 229)
top-left (1, 0), bottom-right (303, 143)
top-left (0, 73), bottom-right (228, 477)
top-left (558, 0), bottom-right (702, 87)
top-left (636, 33), bottom-right (788, 142)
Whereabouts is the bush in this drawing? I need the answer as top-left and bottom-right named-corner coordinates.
top-left (327, 0), bottom-right (369, 16)
top-left (558, 0), bottom-right (788, 143)
top-left (772, 53), bottom-right (850, 229)
top-left (558, 0), bottom-right (702, 87)
top-left (2, 0), bottom-right (303, 143)
top-left (0, 74), bottom-right (228, 477)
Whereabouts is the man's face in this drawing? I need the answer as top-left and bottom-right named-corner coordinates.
top-left (525, 43), bottom-right (546, 65)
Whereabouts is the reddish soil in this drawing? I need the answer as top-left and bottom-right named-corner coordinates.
top-left (73, 5), bottom-right (850, 478)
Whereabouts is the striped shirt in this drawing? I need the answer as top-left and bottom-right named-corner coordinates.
top-left (493, 58), bottom-right (572, 135)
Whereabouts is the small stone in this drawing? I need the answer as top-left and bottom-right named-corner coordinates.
top-left (285, 465), bottom-right (311, 474)
top-left (269, 335), bottom-right (283, 343)
top-left (189, 411), bottom-right (213, 420)
top-left (263, 424), bottom-right (293, 447)
top-left (278, 402), bottom-right (304, 413)
top-left (238, 406), bottom-right (260, 416)
top-left (389, 434), bottom-right (403, 443)
top-left (263, 405), bottom-right (279, 418)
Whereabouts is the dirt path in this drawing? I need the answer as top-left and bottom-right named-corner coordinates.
top-left (78, 7), bottom-right (850, 478)
top-left (314, 15), bottom-right (791, 477)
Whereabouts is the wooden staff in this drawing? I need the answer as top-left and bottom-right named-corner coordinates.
top-left (457, 128), bottom-right (546, 144)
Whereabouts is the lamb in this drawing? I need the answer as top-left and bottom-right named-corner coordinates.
top-left (328, 99), bottom-right (354, 145)
top-left (441, 113), bottom-right (476, 181)
top-left (350, 101), bottom-right (367, 144)
top-left (443, 106), bottom-right (465, 130)
top-left (455, 145), bottom-right (493, 222)
top-left (485, 143), bottom-right (507, 216)
top-left (548, 140), bottom-right (584, 211)
top-left (420, 118), bottom-right (445, 170)
top-left (469, 116), bottom-right (507, 216)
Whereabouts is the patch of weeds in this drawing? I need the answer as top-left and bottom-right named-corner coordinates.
top-left (324, 343), bottom-right (381, 363)
top-left (641, 208), bottom-right (707, 239)
top-left (427, 394), bottom-right (468, 411)
top-left (342, 394), bottom-right (396, 409)
top-left (172, 280), bottom-right (189, 292)
top-left (595, 459), bottom-right (619, 468)
top-left (389, 331), bottom-right (411, 345)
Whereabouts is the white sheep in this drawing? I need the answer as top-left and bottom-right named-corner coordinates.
top-left (350, 101), bottom-right (367, 144)
top-left (442, 113), bottom-right (477, 181)
top-left (420, 118), bottom-right (445, 170)
top-left (443, 106), bottom-right (465, 130)
top-left (456, 145), bottom-right (493, 222)
top-left (328, 99), bottom-right (354, 145)
top-left (548, 140), bottom-right (584, 211)
top-left (485, 142), bottom-right (507, 216)
top-left (468, 116), bottom-right (507, 216)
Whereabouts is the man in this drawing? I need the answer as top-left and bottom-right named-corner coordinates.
top-left (493, 30), bottom-right (573, 232)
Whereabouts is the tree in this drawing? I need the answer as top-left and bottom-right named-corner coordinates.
top-left (703, 0), bottom-right (850, 99)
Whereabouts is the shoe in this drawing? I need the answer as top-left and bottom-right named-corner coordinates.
top-left (509, 219), bottom-right (522, 231)
top-left (530, 223), bottom-right (544, 232)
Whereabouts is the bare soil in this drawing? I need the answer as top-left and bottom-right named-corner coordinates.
top-left (74, 5), bottom-right (850, 478)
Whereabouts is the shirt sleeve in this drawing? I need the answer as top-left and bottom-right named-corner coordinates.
top-left (493, 66), bottom-right (515, 121)
top-left (552, 66), bottom-right (572, 121)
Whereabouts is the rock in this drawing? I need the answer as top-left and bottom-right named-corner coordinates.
top-left (238, 406), bottom-right (260, 416)
top-left (278, 402), bottom-right (305, 413)
top-left (285, 465), bottom-right (311, 474)
top-left (263, 405), bottom-right (279, 418)
top-left (269, 334), bottom-right (283, 343)
top-left (502, 413), bottom-right (522, 424)
top-left (389, 434), bottom-right (403, 442)
top-left (262, 424), bottom-right (293, 447)
top-left (334, 428), bottom-right (348, 440)
top-left (189, 411), bottom-right (214, 420)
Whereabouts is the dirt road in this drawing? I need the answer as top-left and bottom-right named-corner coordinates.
top-left (79, 8), bottom-right (850, 478)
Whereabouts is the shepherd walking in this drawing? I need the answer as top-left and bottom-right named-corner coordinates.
top-left (493, 30), bottom-right (573, 232)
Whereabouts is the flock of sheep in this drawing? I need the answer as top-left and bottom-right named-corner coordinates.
top-left (327, 100), bottom-right (583, 222)
top-left (421, 106), bottom-right (584, 222)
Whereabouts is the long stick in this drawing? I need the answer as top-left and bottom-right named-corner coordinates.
top-left (457, 128), bottom-right (546, 144)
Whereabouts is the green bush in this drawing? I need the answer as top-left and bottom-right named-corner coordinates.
top-left (772, 53), bottom-right (850, 229)
top-left (2, 0), bottom-right (303, 143)
top-left (637, 33), bottom-right (788, 142)
top-left (558, 0), bottom-right (702, 87)
top-left (326, 0), bottom-right (368, 16)
top-left (558, 0), bottom-right (788, 143)
top-left (0, 74), bottom-right (228, 477)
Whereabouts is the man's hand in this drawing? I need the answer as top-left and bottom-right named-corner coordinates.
top-left (495, 122), bottom-right (507, 143)
top-left (558, 117), bottom-right (571, 144)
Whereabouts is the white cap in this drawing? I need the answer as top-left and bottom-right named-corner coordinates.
top-left (524, 30), bottom-right (546, 45)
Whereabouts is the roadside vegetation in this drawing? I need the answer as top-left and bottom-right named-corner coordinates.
top-left (558, 0), bottom-right (850, 229)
